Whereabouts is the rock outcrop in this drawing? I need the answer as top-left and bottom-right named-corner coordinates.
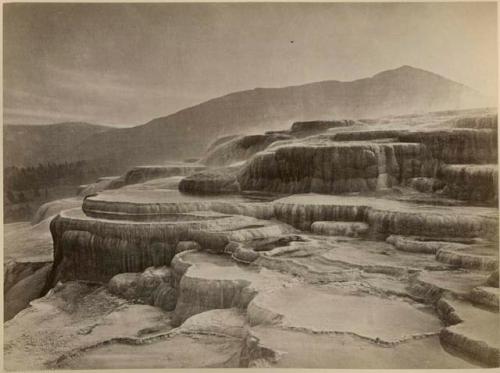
top-left (272, 194), bottom-right (498, 238)
top-left (487, 269), bottom-right (499, 288)
top-left (445, 114), bottom-right (498, 130)
top-left (48, 186), bottom-right (292, 285)
top-left (239, 141), bottom-right (436, 194)
top-left (437, 164), bottom-right (498, 203)
top-left (4, 263), bottom-right (52, 321)
top-left (234, 116), bottom-right (497, 199)
top-left (435, 243), bottom-right (498, 271)
top-left (4, 216), bottom-right (55, 321)
top-left (399, 129), bottom-right (497, 164)
top-left (437, 296), bottom-right (499, 366)
top-left (108, 266), bottom-right (177, 311)
top-left (107, 164), bottom-right (206, 189)
top-left (179, 169), bottom-right (241, 194)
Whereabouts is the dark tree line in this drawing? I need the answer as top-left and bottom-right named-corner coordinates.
top-left (4, 160), bottom-right (114, 204)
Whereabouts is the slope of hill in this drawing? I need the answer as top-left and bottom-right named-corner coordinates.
top-left (71, 66), bottom-right (491, 168)
top-left (5, 66), bottom-right (493, 171)
top-left (3, 122), bottom-right (114, 168)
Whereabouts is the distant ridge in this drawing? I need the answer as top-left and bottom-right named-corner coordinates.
top-left (4, 122), bottom-right (114, 167)
top-left (5, 121), bottom-right (111, 130)
top-left (6, 66), bottom-right (492, 168)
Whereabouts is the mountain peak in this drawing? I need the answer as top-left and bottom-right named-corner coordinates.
top-left (374, 65), bottom-right (426, 75)
top-left (372, 65), bottom-right (452, 82)
top-left (395, 64), bottom-right (418, 71)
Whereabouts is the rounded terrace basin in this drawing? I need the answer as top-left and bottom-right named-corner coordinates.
top-left (82, 189), bottom-right (276, 221)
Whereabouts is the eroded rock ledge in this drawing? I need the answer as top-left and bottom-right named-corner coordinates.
top-left (272, 194), bottom-right (498, 238)
top-left (48, 206), bottom-right (292, 284)
top-left (223, 117), bottom-right (498, 203)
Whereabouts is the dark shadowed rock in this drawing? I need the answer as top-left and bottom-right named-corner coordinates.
top-left (232, 246), bottom-right (260, 264)
top-left (152, 283), bottom-right (177, 311)
top-left (108, 266), bottom-right (176, 311)
top-left (179, 169), bottom-right (241, 194)
top-left (290, 120), bottom-right (355, 137)
top-left (438, 164), bottom-right (498, 203)
top-left (239, 141), bottom-right (436, 194)
top-left (176, 241), bottom-right (202, 254)
top-left (4, 263), bottom-right (52, 321)
top-left (469, 286), bottom-right (500, 309)
top-left (107, 273), bottom-right (141, 300)
top-left (446, 114), bottom-right (497, 130)
top-left (399, 129), bottom-right (497, 164)
top-left (487, 269), bottom-right (499, 288)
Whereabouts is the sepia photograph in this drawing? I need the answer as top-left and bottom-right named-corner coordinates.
top-left (2, 1), bottom-right (499, 370)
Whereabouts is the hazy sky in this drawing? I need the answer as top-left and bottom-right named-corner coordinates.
top-left (4, 2), bottom-right (498, 127)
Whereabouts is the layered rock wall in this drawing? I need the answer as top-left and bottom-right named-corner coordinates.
top-left (48, 206), bottom-right (290, 285)
top-left (239, 142), bottom-right (435, 194)
top-left (48, 212), bottom-right (206, 284)
top-left (446, 114), bottom-right (497, 130)
top-left (399, 129), bottom-right (497, 164)
top-left (437, 165), bottom-right (498, 202)
top-left (237, 125), bottom-right (497, 199)
top-left (273, 195), bottom-right (498, 238)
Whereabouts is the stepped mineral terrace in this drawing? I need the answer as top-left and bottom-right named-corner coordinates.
top-left (4, 108), bottom-right (499, 369)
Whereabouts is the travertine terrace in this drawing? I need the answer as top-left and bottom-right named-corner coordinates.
top-left (4, 108), bottom-right (499, 369)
